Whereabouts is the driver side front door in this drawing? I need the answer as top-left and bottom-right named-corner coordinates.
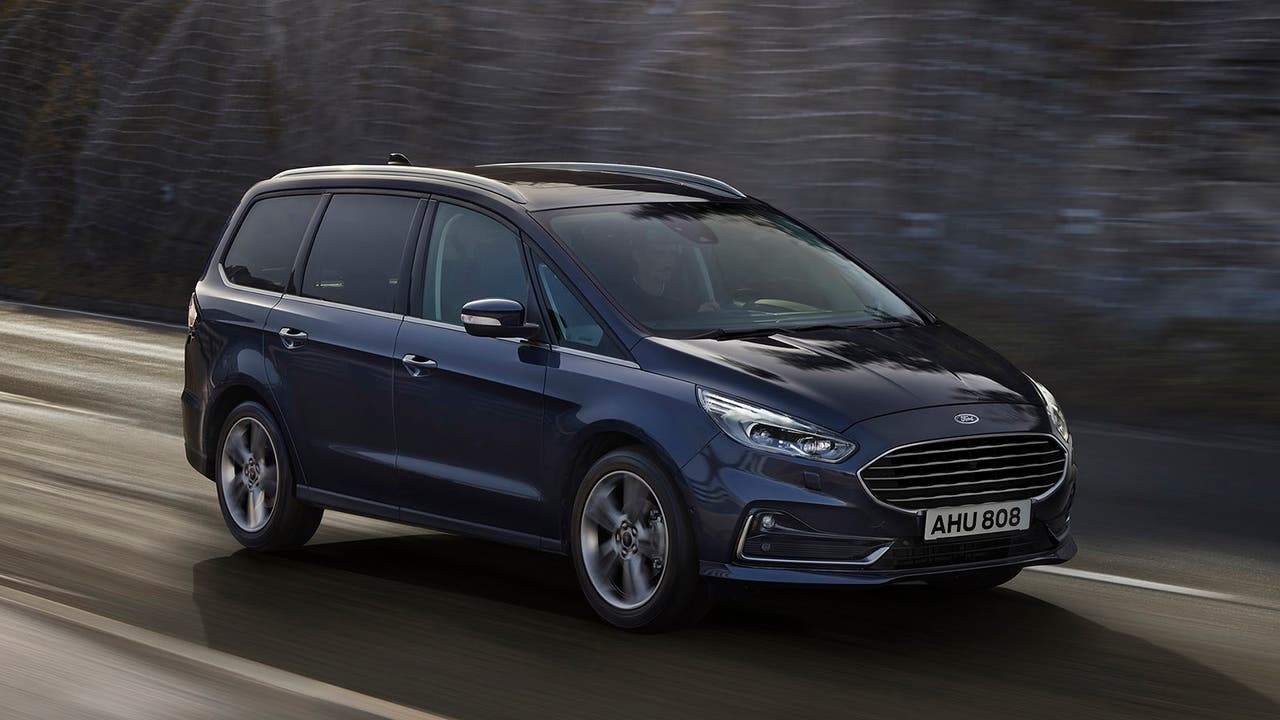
top-left (393, 200), bottom-right (550, 544)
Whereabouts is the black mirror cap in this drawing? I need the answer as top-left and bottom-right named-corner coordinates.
top-left (460, 298), bottom-right (540, 339)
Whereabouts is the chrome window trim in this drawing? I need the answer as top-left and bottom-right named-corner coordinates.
top-left (402, 315), bottom-right (536, 347)
top-left (217, 264), bottom-right (286, 299)
top-left (400, 316), bottom-right (640, 368)
top-left (402, 315), bottom-right (464, 332)
top-left (278, 291), bottom-right (405, 321)
top-left (402, 315), bottom-right (526, 341)
top-left (854, 431), bottom-right (1071, 516)
top-left (552, 345), bottom-right (641, 370)
top-left (734, 512), bottom-right (893, 567)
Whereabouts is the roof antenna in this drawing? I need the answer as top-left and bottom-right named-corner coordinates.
top-left (387, 152), bottom-right (412, 166)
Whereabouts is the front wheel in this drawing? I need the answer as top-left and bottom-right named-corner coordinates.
top-left (215, 401), bottom-right (322, 551)
top-left (570, 447), bottom-right (708, 631)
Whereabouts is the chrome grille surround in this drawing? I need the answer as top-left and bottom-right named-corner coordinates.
top-left (856, 432), bottom-right (1069, 512)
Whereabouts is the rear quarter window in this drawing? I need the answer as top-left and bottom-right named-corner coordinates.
top-left (222, 194), bottom-right (320, 292)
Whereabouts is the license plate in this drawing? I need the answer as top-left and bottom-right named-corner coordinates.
top-left (924, 499), bottom-right (1031, 541)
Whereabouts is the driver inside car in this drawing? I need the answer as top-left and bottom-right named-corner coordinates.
top-left (617, 233), bottom-right (718, 322)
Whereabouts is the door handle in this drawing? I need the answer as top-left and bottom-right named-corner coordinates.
top-left (402, 354), bottom-right (438, 377)
top-left (278, 327), bottom-right (308, 349)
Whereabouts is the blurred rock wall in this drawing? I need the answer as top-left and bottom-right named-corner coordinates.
top-left (1, 0), bottom-right (1278, 421)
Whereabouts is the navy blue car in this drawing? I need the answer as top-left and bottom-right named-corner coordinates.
top-left (182, 159), bottom-right (1076, 630)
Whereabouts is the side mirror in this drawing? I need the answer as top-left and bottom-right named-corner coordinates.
top-left (460, 298), bottom-right (540, 339)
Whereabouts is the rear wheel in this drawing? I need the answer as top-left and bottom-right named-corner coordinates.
top-left (925, 566), bottom-right (1022, 592)
top-left (215, 401), bottom-right (322, 551)
top-left (571, 447), bottom-right (708, 631)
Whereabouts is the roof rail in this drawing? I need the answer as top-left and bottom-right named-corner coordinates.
top-left (480, 162), bottom-right (746, 199)
top-left (272, 165), bottom-right (528, 204)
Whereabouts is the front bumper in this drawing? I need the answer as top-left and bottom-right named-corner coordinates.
top-left (701, 535), bottom-right (1076, 586)
top-left (679, 401), bottom-right (1076, 585)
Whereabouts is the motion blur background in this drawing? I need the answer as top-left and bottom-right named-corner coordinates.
top-left (1, 3), bottom-right (1279, 719)
top-left (2, 0), bottom-right (1278, 428)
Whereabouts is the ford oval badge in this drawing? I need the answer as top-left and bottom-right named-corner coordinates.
top-left (954, 413), bottom-right (979, 425)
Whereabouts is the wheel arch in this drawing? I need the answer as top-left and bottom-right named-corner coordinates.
top-left (203, 378), bottom-right (302, 484)
top-left (558, 421), bottom-right (699, 556)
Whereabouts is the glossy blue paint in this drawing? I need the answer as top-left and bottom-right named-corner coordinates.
top-left (264, 297), bottom-right (402, 504)
top-left (394, 319), bottom-right (549, 537)
top-left (184, 165), bottom-right (1076, 592)
top-left (538, 349), bottom-right (721, 548)
top-left (632, 322), bottom-right (1040, 434)
top-left (182, 273), bottom-right (284, 477)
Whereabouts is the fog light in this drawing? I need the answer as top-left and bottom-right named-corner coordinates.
top-left (760, 514), bottom-right (776, 530)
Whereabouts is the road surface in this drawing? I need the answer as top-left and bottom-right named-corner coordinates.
top-left (0, 301), bottom-right (1276, 719)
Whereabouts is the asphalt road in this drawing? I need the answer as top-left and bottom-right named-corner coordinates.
top-left (0, 300), bottom-right (1276, 720)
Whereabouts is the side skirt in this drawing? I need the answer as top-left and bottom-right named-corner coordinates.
top-left (295, 486), bottom-right (564, 554)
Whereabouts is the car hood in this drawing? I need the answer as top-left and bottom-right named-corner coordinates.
top-left (632, 322), bottom-right (1040, 432)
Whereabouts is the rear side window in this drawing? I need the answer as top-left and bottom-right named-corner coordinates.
top-left (300, 194), bottom-right (419, 313)
top-left (222, 194), bottom-right (319, 292)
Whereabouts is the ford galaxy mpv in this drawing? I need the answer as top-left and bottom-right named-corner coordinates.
top-left (182, 159), bottom-right (1076, 630)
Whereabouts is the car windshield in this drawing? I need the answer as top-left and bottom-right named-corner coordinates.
top-left (537, 203), bottom-right (922, 337)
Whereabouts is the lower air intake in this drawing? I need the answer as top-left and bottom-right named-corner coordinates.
top-left (889, 525), bottom-right (1058, 570)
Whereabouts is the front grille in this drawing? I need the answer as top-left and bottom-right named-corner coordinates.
top-left (860, 434), bottom-right (1067, 511)
top-left (889, 525), bottom-right (1057, 570)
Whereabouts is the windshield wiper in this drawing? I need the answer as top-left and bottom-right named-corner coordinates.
top-left (861, 309), bottom-right (926, 327)
top-left (684, 326), bottom-right (785, 340)
top-left (686, 318), bottom-right (918, 341)
top-left (782, 323), bottom-right (867, 333)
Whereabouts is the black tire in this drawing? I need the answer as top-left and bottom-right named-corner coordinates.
top-left (214, 401), bottom-right (323, 551)
top-left (925, 565), bottom-right (1022, 592)
top-left (570, 446), bottom-right (709, 631)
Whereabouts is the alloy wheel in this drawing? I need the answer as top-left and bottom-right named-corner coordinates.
top-left (579, 470), bottom-right (669, 610)
top-left (219, 416), bottom-right (278, 532)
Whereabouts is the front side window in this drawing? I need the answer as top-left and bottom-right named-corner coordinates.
top-left (537, 203), bottom-right (921, 336)
top-left (222, 194), bottom-right (319, 292)
top-left (535, 260), bottom-right (624, 357)
top-left (422, 203), bottom-right (529, 325)
top-left (300, 194), bottom-right (418, 313)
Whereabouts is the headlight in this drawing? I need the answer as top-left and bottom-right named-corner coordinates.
top-left (1029, 377), bottom-right (1071, 448)
top-left (697, 388), bottom-right (856, 463)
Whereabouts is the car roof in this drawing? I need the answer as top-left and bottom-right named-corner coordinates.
top-left (267, 162), bottom-right (750, 211)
